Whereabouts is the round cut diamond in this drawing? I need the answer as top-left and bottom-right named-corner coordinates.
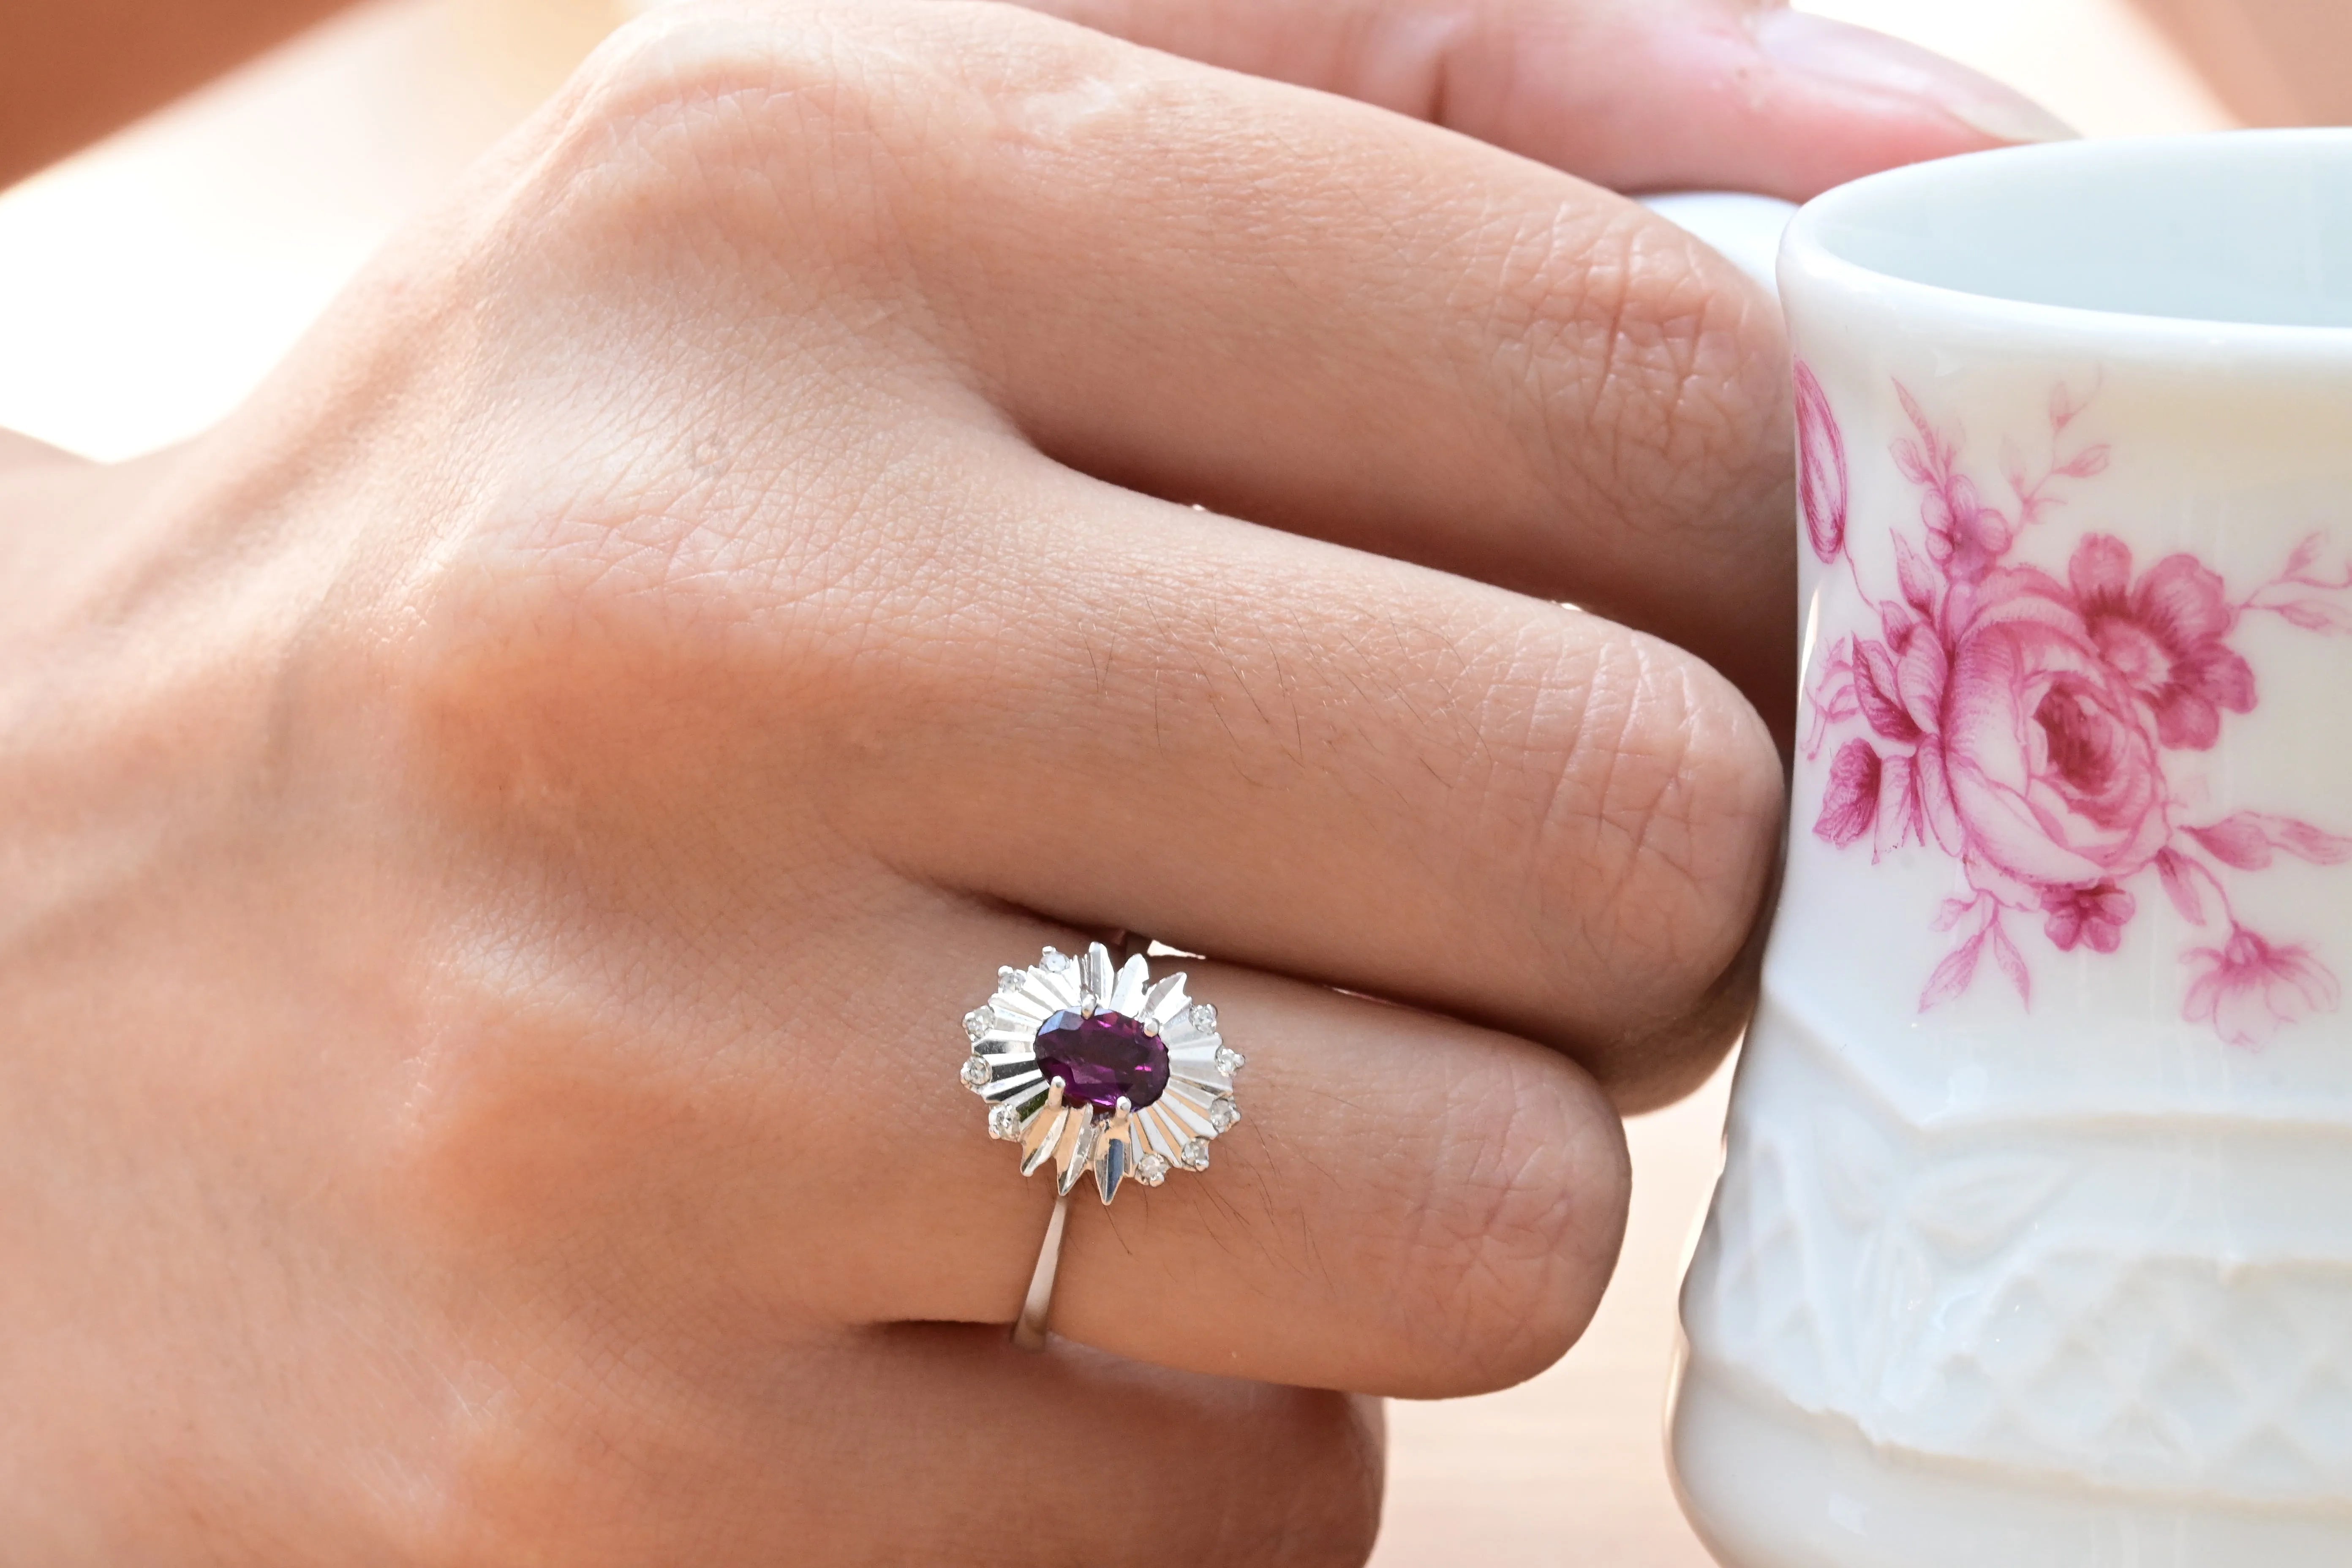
top-left (996, 967), bottom-right (1024, 994)
top-left (1136, 1152), bottom-right (1171, 1186)
top-left (1214, 1046), bottom-right (1245, 1075)
top-left (1188, 1003), bottom-right (1217, 1031)
top-left (1178, 1138), bottom-right (1211, 1171)
top-left (1208, 1097), bottom-right (1241, 1133)
top-left (988, 1103), bottom-right (1023, 1140)
top-left (960, 1055), bottom-right (993, 1089)
top-left (1041, 947), bottom-right (1071, 973)
top-left (964, 1009), bottom-right (993, 1042)
top-left (1033, 1009), bottom-right (1169, 1113)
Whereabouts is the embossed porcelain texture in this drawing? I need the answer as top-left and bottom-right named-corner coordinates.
top-left (1669, 132), bottom-right (2352, 1567)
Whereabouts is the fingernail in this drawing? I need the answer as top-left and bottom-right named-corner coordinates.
top-left (1752, 10), bottom-right (2077, 145)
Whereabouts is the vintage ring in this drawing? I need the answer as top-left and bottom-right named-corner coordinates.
top-left (959, 938), bottom-right (1245, 1350)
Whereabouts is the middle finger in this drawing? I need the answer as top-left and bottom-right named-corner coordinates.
top-left (836, 454), bottom-right (1785, 1106)
top-left (837, 0), bottom-right (1797, 724)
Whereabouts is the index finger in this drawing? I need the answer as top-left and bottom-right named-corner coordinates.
top-left (746, 1), bottom-right (1801, 732)
top-left (1013, 0), bottom-right (2069, 199)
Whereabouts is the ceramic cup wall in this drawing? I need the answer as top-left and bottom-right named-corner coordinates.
top-left (1671, 131), bottom-right (2352, 1567)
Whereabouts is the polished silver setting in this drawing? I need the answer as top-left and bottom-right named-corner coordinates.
top-left (966, 939), bottom-right (1241, 1350)
top-left (963, 940), bottom-right (1239, 1204)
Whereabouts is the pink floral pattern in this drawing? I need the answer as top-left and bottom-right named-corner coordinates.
top-left (1801, 372), bottom-right (2352, 1045)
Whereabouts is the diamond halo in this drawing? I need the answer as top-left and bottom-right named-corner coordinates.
top-left (962, 940), bottom-right (1241, 1203)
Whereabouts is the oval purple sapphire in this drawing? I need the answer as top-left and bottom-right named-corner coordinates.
top-left (1033, 1009), bottom-right (1169, 1113)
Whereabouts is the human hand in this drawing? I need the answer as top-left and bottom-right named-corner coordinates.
top-left (1015, 0), bottom-right (2072, 198)
top-left (0, 0), bottom-right (2051, 1560)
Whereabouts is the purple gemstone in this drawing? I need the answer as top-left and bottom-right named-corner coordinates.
top-left (1033, 1009), bottom-right (1168, 1113)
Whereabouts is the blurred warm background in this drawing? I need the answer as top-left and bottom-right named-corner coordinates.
top-left (0, 0), bottom-right (2269, 1562)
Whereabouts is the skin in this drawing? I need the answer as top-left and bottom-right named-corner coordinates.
top-left (0, 0), bottom-right (2058, 1560)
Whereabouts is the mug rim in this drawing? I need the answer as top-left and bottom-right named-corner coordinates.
top-left (1782, 128), bottom-right (2352, 354)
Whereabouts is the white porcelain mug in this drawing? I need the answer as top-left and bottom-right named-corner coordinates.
top-left (1667, 131), bottom-right (2352, 1566)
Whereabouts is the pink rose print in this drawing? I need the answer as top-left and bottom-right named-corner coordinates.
top-left (1796, 360), bottom-right (1848, 563)
top-left (2042, 882), bottom-right (2134, 955)
top-left (2186, 929), bottom-right (2343, 1049)
top-left (1801, 368), bottom-right (2352, 1045)
top-left (1940, 564), bottom-right (2172, 895)
top-left (1814, 738), bottom-right (1881, 849)
top-left (2070, 535), bottom-right (2255, 749)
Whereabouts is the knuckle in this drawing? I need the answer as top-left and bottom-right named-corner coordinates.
top-left (572, 0), bottom-right (875, 137)
top-left (1536, 629), bottom-right (1783, 1002)
top-left (522, 0), bottom-right (949, 273)
top-left (386, 926), bottom-right (685, 1275)
top-left (1495, 203), bottom-right (1785, 534)
top-left (1389, 1053), bottom-right (1630, 1393)
top-left (547, 0), bottom-right (1132, 270)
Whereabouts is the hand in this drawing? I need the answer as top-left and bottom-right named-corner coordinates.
top-left (1014, 0), bottom-right (2072, 197)
top-left (0, 1), bottom-right (2047, 1561)
top-left (1001, 0), bottom-right (2070, 732)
